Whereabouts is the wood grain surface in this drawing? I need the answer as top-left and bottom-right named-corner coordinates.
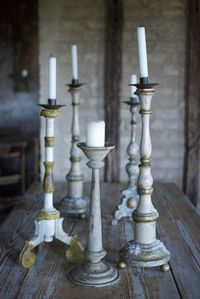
top-left (0, 182), bottom-right (200, 299)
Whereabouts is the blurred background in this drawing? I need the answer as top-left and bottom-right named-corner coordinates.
top-left (0, 0), bottom-right (199, 213)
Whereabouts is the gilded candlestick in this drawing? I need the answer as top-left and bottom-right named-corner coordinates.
top-left (19, 100), bottom-right (83, 268)
top-left (112, 96), bottom-right (139, 224)
top-left (119, 81), bottom-right (170, 270)
top-left (61, 82), bottom-right (88, 217)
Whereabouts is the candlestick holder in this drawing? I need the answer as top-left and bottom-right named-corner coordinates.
top-left (19, 100), bottom-right (83, 269)
top-left (61, 81), bottom-right (88, 218)
top-left (69, 143), bottom-right (119, 287)
top-left (118, 81), bottom-right (170, 271)
top-left (112, 97), bottom-right (140, 225)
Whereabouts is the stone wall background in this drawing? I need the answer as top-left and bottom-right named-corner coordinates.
top-left (39, 0), bottom-right (187, 188)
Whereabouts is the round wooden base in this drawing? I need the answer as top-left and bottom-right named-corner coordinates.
top-left (69, 261), bottom-right (119, 287)
top-left (119, 239), bottom-right (170, 268)
top-left (61, 196), bottom-right (89, 216)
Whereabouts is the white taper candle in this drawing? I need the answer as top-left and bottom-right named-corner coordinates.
top-left (48, 56), bottom-right (56, 99)
top-left (137, 27), bottom-right (148, 78)
top-left (86, 121), bottom-right (105, 147)
top-left (71, 45), bottom-right (78, 80)
top-left (129, 74), bottom-right (137, 98)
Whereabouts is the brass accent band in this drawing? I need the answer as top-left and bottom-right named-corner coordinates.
top-left (37, 209), bottom-right (60, 220)
top-left (140, 158), bottom-right (151, 167)
top-left (140, 109), bottom-right (152, 114)
top-left (40, 109), bottom-right (60, 118)
top-left (45, 137), bottom-right (55, 147)
top-left (68, 86), bottom-right (82, 93)
top-left (70, 157), bottom-right (81, 162)
top-left (136, 88), bottom-right (155, 96)
top-left (43, 161), bottom-right (55, 171)
top-left (133, 212), bottom-right (158, 223)
top-left (43, 161), bottom-right (55, 193)
top-left (72, 136), bottom-right (80, 142)
top-left (137, 187), bottom-right (154, 195)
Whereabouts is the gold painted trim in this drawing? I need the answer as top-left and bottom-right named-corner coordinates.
top-left (136, 89), bottom-right (155, 96)
top-left (45, 137), bottom-right (55, 147)
top-left (133, 212), bottom-right (158, 222)
top-left (140, 109), bottom-right (152, 114)
top-left (43, 161), bottom-right (55, 168)
top-left (137, 187), bottom-right (153, 195)
top-left (140, 158), bottom-right (151, 166)
top-left (37, 209), bottom-right (60, 220)
top-left (70, 157), bottom-right (81, 162)
top-left (68, 86), bottom-right (82, 92)
top-left (40, 109), bottom-right (60, 118)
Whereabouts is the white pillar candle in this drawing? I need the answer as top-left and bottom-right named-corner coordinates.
top-left (48, 56), bottom-right (56, 99)
top-left (71, 45), bottom-right (78, 80)
top-left (137, 27), bottom-right (148, 78)
top-left (129, 74), bottom-right (137, 98)
top-left (86, 121), bottom-right (105, 147)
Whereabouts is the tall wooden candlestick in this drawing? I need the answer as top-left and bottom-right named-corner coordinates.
top-left (69, 143), bottom-right (119, 286)
top-left (119, 82), bottom-right (170, 271)
top-left (112, 97), bottom-right (139, 224)
top-left (61, 82), bottom-right (88, 217)
top-left (19, 101), bottom-right (83, 268)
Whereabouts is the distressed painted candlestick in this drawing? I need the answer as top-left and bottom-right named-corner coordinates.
top-left (119, 80), bottom-right (170, 271)
top-left (61, 81), bottom-right (88, 217)
top-left (69, 143), bottom-right (119, 287)
top-left (19, 100), bottom-right (83, 268)
top-left (112, 97), bottom-right (140, 225)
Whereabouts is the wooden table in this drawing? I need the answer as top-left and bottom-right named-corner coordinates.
top-left (0, 182), bottom-right (200, 299)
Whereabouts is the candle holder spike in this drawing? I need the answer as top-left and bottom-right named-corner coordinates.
top-left (61, 82), bottom-right (89, 218)
top-left (112, 97), bottom-right (140, 225)
top-left (69, 142), bottom-right (119, 287)
top-left (19, 102), bottom-right (83, 268)
top-left (119, 83), bottom-right (170, 271)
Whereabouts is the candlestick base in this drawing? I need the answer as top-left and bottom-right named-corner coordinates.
top-left (19, 211), bottom-right (84, 268)
top-left (112, 188), bottom-right (139, 225)
top-left (61, 195), bottom-right (89, 217)
top-left (69, 143), bottom-right (119, 287)
top-left (119, 239), bottom-right (170, 268)
top-left (69, 260), bottom-right (119, 287)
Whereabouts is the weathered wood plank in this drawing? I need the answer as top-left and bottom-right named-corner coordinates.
top-left (0, 182), bottom-right (199, 298)
top-left (154, 183), bottom-right (200, 299)
top-left (120, 218), bottom-right (180, 299)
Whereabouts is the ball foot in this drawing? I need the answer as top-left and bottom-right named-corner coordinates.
top-left (161, 263), bottom-right (170, 272)
top-left (79, 213), bottom-right (86, 219)
top-left (118, 261), bottom-right (127, 269)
